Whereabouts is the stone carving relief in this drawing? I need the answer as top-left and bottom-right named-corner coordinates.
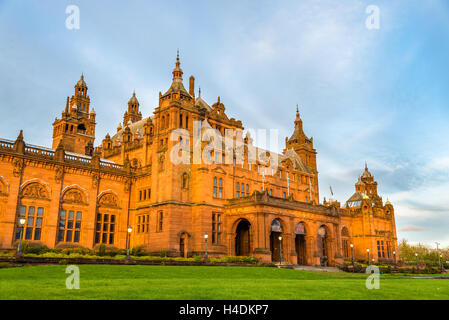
top-left (12, 158), bottom-right (25, 177)
top-left (63, 189), bottom-right (84, 204)
top-left (21, 182), bottom-right (50, 199)
top-left (98, 193), bottom-right (119, 208)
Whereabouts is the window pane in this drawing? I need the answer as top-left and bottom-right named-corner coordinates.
top-left (96, 223), bottom-right (101, 231)
top-left (76, 211), bottom-right (82, 220)
top-left (28, 206), bottom-right (35, 216)
top-left (109, 234), bottom-right (114, 244)
top-left (110, 215), bottom-right (115, 223)
top-left (25, 227), bottom-right (33, 240)
top-left (95, 233), bottom-right (100, 243)
top-left (110, 224), bottom-right (115, 232)
top-left (67, 220), bottom-right (73, 229)
top-left (74, 231), bottom-right (80, 243)
top-left (103, 223), bottom-right (108, 231)
top-left (34, 228), bottom-right (41, 240)
top-left (75, 221), bottom-right (81, 229)
top-left (27, 217), bottom-right (34, 226)
top-left (37, 207), bottom-right (44, 216)
top-left (68, 211), bottom-right (74, 219)
top-left (58, 230), bottom-right (64, 242)
top-left (60, 210), bottom-right (66, 219)
top-left (102, 233), bottom-right (107, 243)
top-left (36, 218), bottom-right (42, 227)
top-left (19, 205), bottom-right (26, 215)
top-left (66, 230), bottom-right (72, 242)
top-left (104, 214), bottom-right (109, 222)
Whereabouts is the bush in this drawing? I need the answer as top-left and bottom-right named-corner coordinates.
top-left (131, 246), bottom-right (148, 257)
top-left (159, 250), bottom-right (167, 258)
top-left (97, 244), bottom-right (106, 256)
top-left (61, 247), bottom-right (92, 256)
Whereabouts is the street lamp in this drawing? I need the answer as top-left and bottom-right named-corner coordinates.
top-left (278, 236), bottom-right (283, 265)
top-left (436, 242), bottom-right (441, 270)
top-left (126, 226), bottom-right (132, 259)
top-left (415, 253), bottom-right (419, 269)
top-left (440, 255), bottom-right (444, 271)
top-left (393, 251), bottom-right (397, 266)
top-left (366, 248), bottom-right (370, 265)
top-left (204, 233), bottom-right (209, 263)
top-left (16, 218), bottom-right (26, 256)
top-left (350, 243), bottom-right (355, 268)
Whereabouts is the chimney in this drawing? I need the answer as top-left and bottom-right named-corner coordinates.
top-left (189, 75), bottom-right (195, 97)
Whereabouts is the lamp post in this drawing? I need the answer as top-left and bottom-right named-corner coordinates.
top-left (440, 254), bottom-right (444, 271)
top-left (278, 236), bottom-right (283, 265)
top-left (126, 226), bottom-right (132, 259)
top-left (366, 248), bottom-right (370, 265)
top-left (415, 253), bottom-right (419, 269)
top-left (204, 233), bottom-right (209, 263)
top-left (393, 251), bottom-right (397, 267)
top-left (350, 243), bottom-right (355, 269)
top-left (16, 218), bottom-right (26, 257)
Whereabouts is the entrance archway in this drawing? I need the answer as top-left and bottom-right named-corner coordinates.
top-left (270, 219), bottom-right (283, 262)
top-left (295, 222), bottom-right (307, 265)
top-left (317, 225), bottom-right (329, 266)
top-left (179, 232), bottom-right (189, 258)
top-left (235, 220), bottom-right (251, 256)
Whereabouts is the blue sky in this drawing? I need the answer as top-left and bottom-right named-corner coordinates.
top-left (0, 0), bottom-right (448, 246)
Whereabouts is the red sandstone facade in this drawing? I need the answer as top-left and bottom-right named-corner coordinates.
top-left (0, 55), bottom-right (398, 265)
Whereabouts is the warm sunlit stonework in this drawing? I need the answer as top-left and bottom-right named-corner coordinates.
top-left (0, 55), bottom-right (398, 265)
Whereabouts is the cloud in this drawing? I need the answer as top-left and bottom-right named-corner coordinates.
top-left (399, 225), bottom-right (424, 232)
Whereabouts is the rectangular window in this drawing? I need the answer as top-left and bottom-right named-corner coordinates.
top-left (157, 211), bottom-right (163, 232)
top-left (95, 213), bottom-right (115, 244)
top-left (137, 214), bottom-right (150, 233)
top-left (15, 206), bottom-right (43, 241)
top-left (212, 213), bottom-right (222, 244)
top-left (58, 209), bottom-right (82, 243)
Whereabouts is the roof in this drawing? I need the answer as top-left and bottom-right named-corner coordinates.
top-left (111, 116), bottom-right (153, 143)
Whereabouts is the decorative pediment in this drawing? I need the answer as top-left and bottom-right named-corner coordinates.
top-left (212, 166), bottom-right (226, 175)
top-left (21, 181), bottom-right (50, 200)
top-left (62, 186), bottom-right (88, 205)
top-left (97, 191), bottom-right (120, 209)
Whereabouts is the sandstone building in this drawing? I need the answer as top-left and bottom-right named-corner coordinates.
top-left (0, 55), bottom-right (398, 265)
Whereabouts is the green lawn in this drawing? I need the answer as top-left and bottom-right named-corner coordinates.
top-left (0, 265), bottom-right (448, 300)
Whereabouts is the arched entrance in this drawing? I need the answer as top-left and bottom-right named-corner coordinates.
top-left (235, 220), bottom-right (251, 256)
top-left (179, 232), bottom-right (189, 258)
top-left (295, 222), bottom-right (307, 265)
top-left (270, 219), bottom-right (283, 262)
top-left (317, 225), bottom-right (329, 266)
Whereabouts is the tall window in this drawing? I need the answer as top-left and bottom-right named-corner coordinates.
top-left (386, 241), bottom-right (392, 258)
top-left (16, 205), bottom-right (43, 241)
top-left (58, 210), bottom-right (82, 243)
top-left (246, 184), bottom-right (249, 196)
top-left (377, 240), bottom-right (385, 258)
top-left (212, 213), bottom-right (222, 244)
top-left (95, 213), bottom-right (116, 245)
top-left (236, 182), bottom-right (240, 198)
top-left (213, 177), bottom-right (223, 198)
top-left (157, 211), bottom-right (163, 232)
top-left (137, 214), bottom-right (150, 233)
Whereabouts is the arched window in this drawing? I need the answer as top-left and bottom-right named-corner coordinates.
top-left (16, 205), bottom-right (44, 241)
top-left (341, 227), bottom-right (350, 259)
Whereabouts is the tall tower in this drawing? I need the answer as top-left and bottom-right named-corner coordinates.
top-left (355, 163), bottom-right (383, 207)
top-left (284, 106), bottom-right (317, 172)
top-left (123, 91), bottom-right (142, 125)
top-left (52, 74), bottom-right (96, 155)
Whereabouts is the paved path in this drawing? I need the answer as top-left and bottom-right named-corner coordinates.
top-left (291, 265), bottom-right (342, 272)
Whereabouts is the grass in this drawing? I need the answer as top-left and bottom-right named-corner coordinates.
top-left (0, 265), bottom-right (448, 300)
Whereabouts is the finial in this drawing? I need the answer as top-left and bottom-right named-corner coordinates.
top-left (177, 49), bottom-right (180, 62)
top-left (365, 161), bottom-right (368, 170)
top-left (218, 96), bottom-right (220, 104)
top-left (198, 87), bottom-right (201, 97)
top-left (296, 104), bottom-right (299, 113)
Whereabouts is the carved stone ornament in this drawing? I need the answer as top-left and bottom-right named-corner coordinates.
top-left (55, 166), bottom-right (64, 182)
top-left (22, 182), bottom-right (49, 199)
top-left (63, 189), bottom-right (84, 204)
top-left (12, 158), bottom-right (25, 177)
top-left (92, 173), bottom-right (100, 188)
top-left (98, 193), bottom-right (119, 208)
